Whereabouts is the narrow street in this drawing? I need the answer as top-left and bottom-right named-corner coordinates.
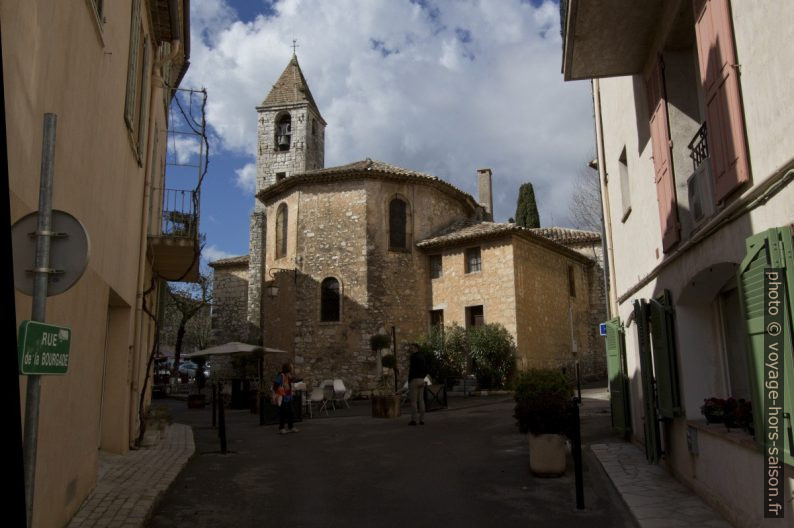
top-left (147, 389), bottom-right (636, 527)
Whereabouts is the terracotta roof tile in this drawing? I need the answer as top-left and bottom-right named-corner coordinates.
top-left (209, 255), bottom-right (249, 268)
top-left (257, 158), bottom-right (479, 211)
top-left (418, 222), bottom-right (594, 264)
top-left (530, 227), bottom-right (600, 245)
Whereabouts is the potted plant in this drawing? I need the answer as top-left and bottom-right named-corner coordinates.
top-left (513, 368), bottom-right (573, 476)
top-left (371, 352), bottom-right (401, 418)
top-left (700, 397), bottom-right (726, 423)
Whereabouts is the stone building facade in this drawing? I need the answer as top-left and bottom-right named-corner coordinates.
top-left (210, 55), bottom-right (607, 392)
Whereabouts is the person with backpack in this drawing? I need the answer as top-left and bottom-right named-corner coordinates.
top-left (273, 362), bottom-right (299, 434)
top-left (407, 344), bottom-right (427, 426)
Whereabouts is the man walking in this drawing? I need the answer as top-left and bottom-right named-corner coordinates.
top-left (407, 344), bottom-right (427, 426)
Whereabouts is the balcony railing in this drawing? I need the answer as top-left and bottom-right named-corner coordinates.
top-left (688, 122), bottom-right (709, 171)
top-left (159, 188), bottom-right (199, 239)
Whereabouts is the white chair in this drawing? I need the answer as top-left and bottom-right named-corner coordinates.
top-left (308, 387), bottom-right (326, 417)
top-left (320, 385), bottom-right (336, 413)
top-left (333, 379), bottom-right (350, 408)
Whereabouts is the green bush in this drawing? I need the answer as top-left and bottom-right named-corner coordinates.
top-left (513, 368), bottom-right (573, 435)
top-left (468, 323), bottom-right (516, 389)
top-left (381, 354), bottom-right (397, 369)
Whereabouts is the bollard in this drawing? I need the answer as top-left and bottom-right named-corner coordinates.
top-left (259, 392), bottom-right (265, 426)
top-left (571, 397), bottom-right (585, 510)
top-left (212, 383), bottom-right (217, 428)
top-left (218, 383), bottom-right (227, 454)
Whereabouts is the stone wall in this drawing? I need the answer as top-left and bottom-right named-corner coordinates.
top-left (425, 238), bottom-right (518, 338)
top-left (210, 261), bottom-right (251, 344)
top-left (512, 237), bottom-right (601, 379)
top-left (248, 103), bottom-right (325, 343)
top-left (260, 177), bottom-right (474, 393)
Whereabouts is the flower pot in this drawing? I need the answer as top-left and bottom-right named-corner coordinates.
top-left (371, 394), bottom-right (401, 418)
top-left (528, 433), bottom-right (566, 477)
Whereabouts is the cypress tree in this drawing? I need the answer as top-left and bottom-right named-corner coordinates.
top-left (515, 183), bottom-right (540, 228)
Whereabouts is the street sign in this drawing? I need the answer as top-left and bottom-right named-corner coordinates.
top-left (599, 323), bottom-right (607, 337)
top-left (12, 209), bottom-right (90, 296)
top-left (18, 320), bottom-right (71, 375)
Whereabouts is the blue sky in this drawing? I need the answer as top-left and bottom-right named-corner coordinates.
top-left (169, 0), bottom-right (594, 267)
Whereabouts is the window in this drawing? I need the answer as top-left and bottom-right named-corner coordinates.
top-left (275, 203), bottom-right (288, 259)
top-left (567, 265), bottom-right (576, 297)
top-left (430, 309), bottom-right (444, 329)
top-left (465, 247), bottom-right (481, 273)
top-left (389, 198), bottom-right (407, 250)
top-left (429, 255), bottom-right (442, 279)
top-left (276, 172), bottom-right (286, 183)
top-left (124, 0), bottom-right (150, 162)
top-left (320, 278), bottom-right (340, 322)
top-left (465, 305), bottom-right (484, 328)
top-left (619, 147), bottom-right (631, 221)
top-left (276, 114), bottom-right (291, 151)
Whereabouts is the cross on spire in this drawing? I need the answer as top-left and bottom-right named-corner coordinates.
top-left (292, 39), bottom-right (299, 55)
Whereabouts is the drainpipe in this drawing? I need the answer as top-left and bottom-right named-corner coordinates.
top-left (592, 79), bottom-right (618, 318)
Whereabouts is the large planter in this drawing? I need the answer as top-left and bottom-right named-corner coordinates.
top-left (371, 394), bottom-right (401, 418)
top-left (528, 433), bottom-right (566, 477)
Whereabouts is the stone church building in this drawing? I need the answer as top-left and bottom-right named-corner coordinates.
top-left (210, 54), bottom-right (607, 392)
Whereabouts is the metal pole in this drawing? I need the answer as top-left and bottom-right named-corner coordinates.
top-left (211, 383), bottom-right (217, 428)
top-left (218, 382), bottom-right (227, 454)
top-left (571, 398), bottom-right (585, 510)
top-left (23, 114), bottom-right (57, 528)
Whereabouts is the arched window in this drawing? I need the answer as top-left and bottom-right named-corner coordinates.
top-left (275, 203), bottom-right (288, 259)
top-left (320, 277), bottom-right (340, 322)
top-left (389, 198), bottom-right (407, 250)
top-left (276, 113), bottom-right (291, 151)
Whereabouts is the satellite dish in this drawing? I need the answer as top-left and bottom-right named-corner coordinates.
top-left (12, 210), bottom-right (90, 296)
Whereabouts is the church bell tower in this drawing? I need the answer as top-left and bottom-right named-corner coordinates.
top-left (246, 53), bottom-right (326, 339)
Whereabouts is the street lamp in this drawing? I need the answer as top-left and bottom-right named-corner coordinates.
top-left (265, 266), bottom-right (296, 298)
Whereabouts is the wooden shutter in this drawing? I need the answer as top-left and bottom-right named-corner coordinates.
top-left (737, 227), bottom-right (794, 464)
top-left (694, 0), bottom-right (750, 202)
top-left (649, 290), bottom-right (682, 419)
top-left (634, 300), bottom-right (661, 463)
top-left (606, 318), bottom-right (631, 435)
top-left (646, 58), bottom-right (680, 253)
top-left (124, 0), bottom-right (142, 129)
top-left (136, 35), bottom-right (151, 158)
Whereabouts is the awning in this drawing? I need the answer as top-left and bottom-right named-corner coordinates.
top-left (182, 342), bottom-right (288, 358)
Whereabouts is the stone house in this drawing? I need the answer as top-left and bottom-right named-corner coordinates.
top-left (7, 1), bottom-right (193, 526)
top-left (561, 0), bottom-right (793, 524)
top-left (210, 54), bottom-right (607, 392)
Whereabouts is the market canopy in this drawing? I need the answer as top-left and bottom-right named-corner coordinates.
top-left (182, 342), bottom-right (288, 359)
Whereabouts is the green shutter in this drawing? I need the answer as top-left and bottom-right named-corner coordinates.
top-left (738, 227), bottom-right (794, 465)
top-left (649, 290), bottom-right (682, 419)
top-left (606, 317), bottom-right (631, 434)
top-left (635, 299), bottom-right (661, 463)
top-left (137, 35), bottom-right (151, 159)
top-left (124, 0), bottom-right (142, 129)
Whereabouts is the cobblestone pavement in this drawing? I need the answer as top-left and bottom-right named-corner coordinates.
top-left (67, 423), bottom-right (194, 528)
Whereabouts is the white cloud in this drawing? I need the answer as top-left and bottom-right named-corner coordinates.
top-left (184, 0), bottom-right (594, 226)
top-left (202, 244), bottom-right (237, 263)
top-left (234, 162), bottom-right (257, 193)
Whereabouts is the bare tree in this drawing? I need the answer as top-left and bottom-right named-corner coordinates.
top-left (162, 273), bottom-right (213, 377)
top-left (569, 162), bottom-right (603, 232)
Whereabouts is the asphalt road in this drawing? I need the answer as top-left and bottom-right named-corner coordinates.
top-left (147, 389), bottom-right (636, 528)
